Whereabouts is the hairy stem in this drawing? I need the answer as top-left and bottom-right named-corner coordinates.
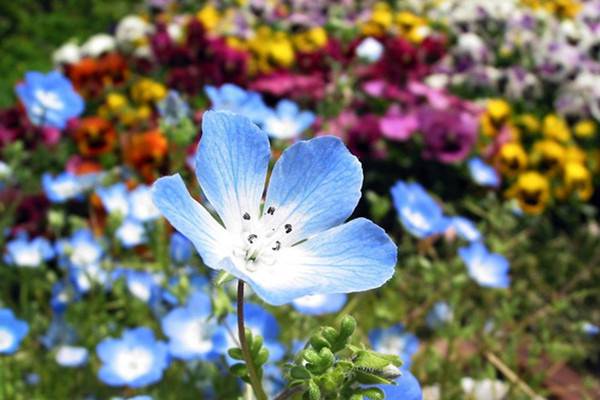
top-left (237, 280), bottom-right (268, 400)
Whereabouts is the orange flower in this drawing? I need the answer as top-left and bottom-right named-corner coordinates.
top-left (126, 130), bottom-right (169, 182)
top-left (97, 53), bottom-right (128, 87)
top-left (66, 58), bottom-right (102, 98)
top-left (73, 117), bottom-right (117, 157)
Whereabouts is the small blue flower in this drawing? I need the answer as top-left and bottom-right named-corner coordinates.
top-left (373, 371), bottom-right (423, 400)
top-left (426, 301), bottom-right (453, 329)
top-left (391, 181), bottom-right (449, 239)
top-left (161, 291), bottom-right (218, 361)
top-left (116, 218), bottom-right (147, 248)
top-left (157, 90), bottom-right (189, 126)
top-left (448, 216), bottom-right (481, 242)
top-left (4, 234), bottom-right (54, 268)
top-left (582, 322), bottom-right (599, 336)
top-left (50, 281), bottom-right (73, 313)
top-left (215, 303), bottom-right (285, 364)
top-left (204, 84), bottom-right (269, 124)
top-left (262, 100), bottom-right (315, 140)
top-left (0, 309), bottom-right (29, 354)
top-left (458, 242), bottom-right (510, 289)
top-left (55, 345), bottom-right (89, 367)
top-left (467, 158), bottom-right (500, 187)
top-left (40, 316), bottom-right (77, 349)
top-left (169, 232), bottom-right (193, 264)
top-left (15, 71), bottom-right (84, 129)
top-left (42, 171), bottom-right (103, 203)
top-left (112, 269), bottom-right (160, 303)
top-left (152, 111), bottom-right (397, 305)
top-left (291, 293), bottom-right (347, 315)
top-left (56, 229), bottom-right (103, 269)
top-left (96, 327), bottom-right (168, 388)
top-left (68, 263), bottom-right (108, 295)
top-left (369, 324), bottom-right (420, 370)
top-left (97, 183), bottom-right (130, 216)
top-left (128, 185), bottom-right (161, 222)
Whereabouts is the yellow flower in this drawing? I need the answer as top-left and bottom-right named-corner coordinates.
top-left (515, 114), bottom-right (540, 135)
top-left (558, 162), bottom-right (593, 201)
top-left (531, 140), bottom-right (565, 176)
top-left (497, 142), bottom-right (528, 176)
top-left (487, 99), bottom-right (512, 124)
top-left (542, 114), bottom-right (571, 142)
top-left (574, 119), bottom-right (596, 138)
top-left (269, 32), bottom-right (295, 68)
top-left (507, 171), bottom-right (550, 215)
top-left (361, 2), bottom-right (393, 36)
top-left (98, 92), bottom-right (129, 118)
top-left (131, 79), bottom-right (167, 104)
top-left (565, 146), bottom-right (587, 164)
top-left (196, 4), bottom-right (221, 32)
top-left (293, 27), bottom-right (328, 53)
top-left (395, 12), bottom-right (429, 43)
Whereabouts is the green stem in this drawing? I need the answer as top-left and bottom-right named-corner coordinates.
top-left (237, 280), bottom-right (267, 400)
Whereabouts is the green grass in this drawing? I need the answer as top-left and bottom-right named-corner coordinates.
top-left (0, 0), bottom-right (140, 107)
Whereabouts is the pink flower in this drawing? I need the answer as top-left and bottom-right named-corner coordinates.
top-left (380, 105), bottom-right (418, 141)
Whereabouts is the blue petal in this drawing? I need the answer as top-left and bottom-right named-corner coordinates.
top-left (151, 174), bottom-right (231, 269)
top-left (234, 218), bottom-right (396, 305)
top-left (264, 136), bottom-right (363, 245)
top-left (196, 111), bottom-right (270, 232)
top-left (374, 371), bottom-right (423, 400)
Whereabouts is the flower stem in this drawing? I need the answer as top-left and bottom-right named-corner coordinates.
top-left (237, 280), bottom-right (267, 400)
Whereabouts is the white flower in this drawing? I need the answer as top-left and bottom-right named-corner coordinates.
top-left (80, 34), bottom-right (116, 58)
top-left (356, 37), bottom-right (384, 63)
top-left (52, 42), bottom-right (81, 66)
top-left (461, 377), bottom-right (509, 400)
top-left (115, 15), bottom-right (154, 50)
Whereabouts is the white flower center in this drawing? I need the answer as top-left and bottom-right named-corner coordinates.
top-left (70, 243), bottom-right (100, 266)
top-left (0, 328), bottom-right (15, 352)
top-left (401, 207), bottom-right (430, 231)
top-left (128, 280), bottom-right (151, 302)
top-left (378, 335), bottom-right (407, 356)
top-left (265, 117), bottom-right (299, 139)
top-left (14, 248), bottom-right (43, 267)
top-left (179, 319), bottom-right (213, 353)
top-left (114, 346), bottom-right (154, 381)
top-left (293, 294), bottom-right (328, 308)
top-left (34, 89), bottom-right (64, 111)
top-left (233, 208), bottom-right (293, 272)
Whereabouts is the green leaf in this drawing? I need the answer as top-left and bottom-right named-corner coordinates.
top-left (230, 363), bottom-right (248, 378)
top-left (227, 347), bottom-right (244, 360)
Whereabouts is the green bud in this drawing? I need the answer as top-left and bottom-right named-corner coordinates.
top-left (227, 348), bottom-right (244, 360)
top-left (359, 387), bottom-right (385, 400)
top-left (309, 334), bottom-right (331, 351)
top-left (251, 334), bottom-right (264, 354)
top-left (290, 366), bottom-right (311, 380)
top-left (308, 380), bottom-right (321, 400)
top-left (340, 315), bottom-right (357, 339)
top-left (255, 347), bottom-right (269, 366)
top-left (230, 363), bottom-right (247, 377)
top-left (322, 327), bottom-right (338, 344)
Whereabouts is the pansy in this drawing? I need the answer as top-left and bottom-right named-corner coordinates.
top-left (96, 327), bottom-right (168, 388)
top-left (116, 218), bottom-right (147, 248)
top-left (448, 216), bottom-right (481, 242)
top-left (80, 34), bottom-right (116, 58)
top-left (4, 234), bottom-right (54, 268)
top-left (262, 100), bottom-right (316, 140)
top-left (214, 303), bottom-right (285, 364)
top-left (15, 71), bottom-right (84, 129)
top-left (42, 171), bottom-right (103, 203)
top-left (161, 291), bottom-right (219, 361)
top-left (55, 345), bottom-right (89, 367)
top-left (369, 324), bottom-right (420, 370)
top-left (374, 370), bottom-right (423, 400)
top-left (0, 309), bottom-right (29, 354)
top-left (170, 232), bottom-right (193, 264)
top-left (291, 293), bottom-right (347, 316)
top-left (467, 157), bottom-right (500, 187)
top-left (391, 180), bottom-right (449, 239)
top-left (458, 242), bottom-right (510, 289)
top-left (204, 84), bottom-right (269, 124)
top-left (152, 111), bottom-right (397, 305)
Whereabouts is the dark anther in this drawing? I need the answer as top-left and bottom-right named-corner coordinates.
top-left (243, 212), bottom-right (251, 220)
top-left (266, 206), bottom-right (275, 215)
top-left (272, 241), bottom-right (281, 251)
top-left (284, 224), bottom-right (292, 234)
top-left (247, 234), bottom-right (257, 243)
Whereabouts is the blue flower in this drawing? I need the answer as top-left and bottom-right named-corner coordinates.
top-left (4, 234), bottom-right (54, 268)
top-left (426, 301), bottom-right (453, 329)
top-left (128, 185), bottom-right (161, 222)
top-left (15, 71), bottom-right (84, 129)
top-left (96, 327), bottom-right (168, 388)
top-left (214, 303), bottom-right (285, 364)
top-left (152, 111), bottom-right (397, 305)
top-left (112, 269), bottom-right (160, 304)
top-left (97, 183), bottom-right (130, 216)
top-left (68, 263), bottom-right (108, 295)
top-left (50, 281), bottom-right (73, 313)
top-left (448, 216), bottom-right (481, 242)
top-left (391, 181), bottom-right (450, 239)
top-left (56, 229), bottom-right (103, 269)
top-left (55, 345), bottom-right (89, 367)
top-left (157, 90), bottom-right (189, 126)
top-left (42, 171), bottom-right (103, 203)
top-left (204, 84), bottom-right (269, 124)
top-left (373, 371), bottom-right (423, 400)
top-left (116, 218), bottom-right (147, 248)
top-left (458, 242), bottom-right (510, 289)
top-left (262, 100), bottom-right (315, 140)
top-left (467, 158), bottom-right (500, 187)
top-left (0, 309), bottom-right (29, 354)
top-left (582, 322), bottom-right (599, 336)
top-left (170, 232), bottom-right (193, 264)
top-left (291, 293), bottom-right (347, 315)
top-left (161, 290), bottom-right (218, 361)
top-left (369, 324), bottom-right (420, 370)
